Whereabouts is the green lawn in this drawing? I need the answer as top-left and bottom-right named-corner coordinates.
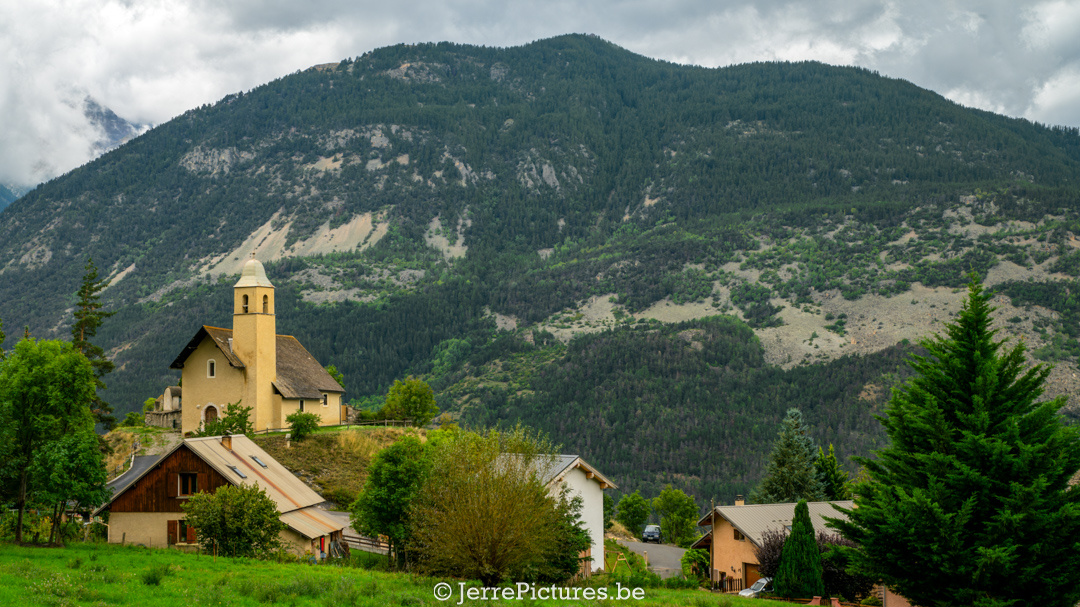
top-left (0, 542), bottom-right (763, 606)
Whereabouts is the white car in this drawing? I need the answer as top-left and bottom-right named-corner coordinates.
top-left (738, 577), bottom-right (773, 598)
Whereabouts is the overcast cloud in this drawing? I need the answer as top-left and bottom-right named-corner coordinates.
top-left (3, 0), bottom-right (1079, 188)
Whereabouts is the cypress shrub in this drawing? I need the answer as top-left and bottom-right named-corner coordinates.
top-left (774, 500), bottom-right (824, 598)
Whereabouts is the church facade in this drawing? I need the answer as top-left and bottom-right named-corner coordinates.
top-left (168, 258), bottom-right (345, 434)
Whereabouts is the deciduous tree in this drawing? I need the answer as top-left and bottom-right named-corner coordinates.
top-left (30, 427), bottom-right (108, 544)
top-left (409, 426), bottom-right (570, 586)
top-left (181, 483), bottom-right (285, 558)
top-left (350, 435), bottom-right (429, 568)
top-left (831, 280), bottom-right (1080, 607)
top-left (382, 377), bottom-right (439, 427)
top-left (651, 484), bottom-right (699, 547)
top-left (615, 490), bottom-right (650, 535)
top-left (0, 338), bottom-right (95, 542)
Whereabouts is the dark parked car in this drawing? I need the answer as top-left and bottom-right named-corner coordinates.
top-left (642, 524), bottom-right (661, 543)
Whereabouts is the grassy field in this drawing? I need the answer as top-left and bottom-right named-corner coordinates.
top-left (0, 541), bottom-right (764, 606)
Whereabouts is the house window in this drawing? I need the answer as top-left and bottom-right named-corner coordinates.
top-left (262, 294), bottom-right (269, 313)
top-left (734, 529), bottom-right (745, 541)
top-left (207, 359), bottom-right (216, 378)
top-left (179, 472), bottom-right (198, 496)
top-left (321, 394), bottom-right (328, 407)
top-left (242, 294), bottom-right (249, 313)
top-left (169, 520), bottom-right (197, 545)
top-left (299, 399), bottom-right (305, 412)
top-left (227, 465), bottom-right (247, 479)
top-left (250, 455), bottom-right (268, 468)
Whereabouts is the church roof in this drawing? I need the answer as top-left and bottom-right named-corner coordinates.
top-left (169, 326), bottom-right (344, 397)
top-left (234, 258), bottom-right (273, 288)
top-left (169, 326), bottom-right (246, 369)
top-left (273, 335), bottom-right (345, 399)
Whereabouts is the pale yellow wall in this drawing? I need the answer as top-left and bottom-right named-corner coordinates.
top-left (181, 338), bottom-right (245, 435)
top-left (277, 393), bottom-right (342, 430)
top-left (108, 512), bottom-right (194, 549)
top-left (279, 528), bottom-right (328, 561)
top-left (233, 284), bottom-right (276, 432)
top-left (711, 515), bottom-right (760, 584)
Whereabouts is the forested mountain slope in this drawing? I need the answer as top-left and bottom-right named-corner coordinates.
top-left (2, 34), bottom-right (1079, 503)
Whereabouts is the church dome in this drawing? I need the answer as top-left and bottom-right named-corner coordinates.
top-left (234, 257), bottom-right (274, 288)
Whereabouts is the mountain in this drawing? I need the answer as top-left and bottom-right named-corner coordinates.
top-left (83, 97), bottom-right (146, 157)
top-left (0, 183), bottom-right (24, 213)
top-left (2, 34), bottom-right (1080, 503)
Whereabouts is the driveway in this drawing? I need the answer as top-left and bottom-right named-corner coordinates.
top-left (617, 539), bottom-right (686, 579)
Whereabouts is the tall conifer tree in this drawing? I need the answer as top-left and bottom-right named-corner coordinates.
top-left (832, 279), bottom-right (1080, 607)
top-left (750, 408), bottom-right (825, 504)
top-left (72, 258), bottom-right (116, 429)
top-left (815, 444), bottom-right (851, 500)
top-left (774, 500), bottom-right (825, 598)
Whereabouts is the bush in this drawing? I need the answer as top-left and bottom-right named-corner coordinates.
top-left (119, 412), bottom-right (144, 427)
top-left (196, 402), bottom-right (255, 437)
top-left (141, 563), bottom-right (172, 586)
top-left (286, 411), bottom-right (321, 442)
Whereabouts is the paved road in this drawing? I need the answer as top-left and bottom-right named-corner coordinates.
top-left (617, 539), bottom-right (686, 579)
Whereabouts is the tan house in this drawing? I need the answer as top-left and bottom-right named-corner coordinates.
top-left (94, 434), bottom-right (344, 558)
top-left (696, 497), bottom-right (854, 592)
top-left (169, 258), bottom-right (345, 434)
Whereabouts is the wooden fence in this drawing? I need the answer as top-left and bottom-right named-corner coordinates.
top-left (250, 420), bottom-right (412, 435)
top-left (342, 534), bottom-right (390, 554)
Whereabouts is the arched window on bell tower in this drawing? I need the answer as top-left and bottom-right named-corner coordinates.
top-left (263, 294), bottom-right (269, 314)
top-left (242, 294), bottom-right (249, 313)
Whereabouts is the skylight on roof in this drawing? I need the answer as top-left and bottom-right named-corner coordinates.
top-left (227, 465), bottom-right (247, 479)
top-left (250, 456), bottom-right (268, 468)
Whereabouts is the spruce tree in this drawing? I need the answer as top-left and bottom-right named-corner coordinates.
top-left (71, 258), bottom-right (116, 429)
top-left (774, 500), bottom-right (825, 598)
top-left (815, 444), bottom-right (851, 500)
top-left (750, 408), bottom-right (825, 504)
top-left (832, 280), bottom-right (1080, 607)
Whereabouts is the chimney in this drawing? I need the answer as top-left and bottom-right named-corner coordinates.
top-left (221, 435), bottom-right (232, 450)
top-left (735, 495), bottom-right (745, 506)
top-left (227, 337), bottom-right (233, 353)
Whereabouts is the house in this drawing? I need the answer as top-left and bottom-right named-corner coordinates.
top-left (696, 496), bottom-right (854, 592)
top-left (167, 257), bottom-right (345, 434)
top-left (94, 434), bottom-right (345, 559)
top-left (539, 455), bottom-right (617, 575)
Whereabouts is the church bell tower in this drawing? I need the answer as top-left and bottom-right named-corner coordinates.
top-left (232, 256), bottom-right (277, 430)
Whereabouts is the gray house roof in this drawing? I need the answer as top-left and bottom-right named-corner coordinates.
top-left (697, 501), bottom-right (854, 547)
top-left (538, 454), bottom-right (617, 490)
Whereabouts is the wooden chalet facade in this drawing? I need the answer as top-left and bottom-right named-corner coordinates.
top-left (96, 435), bottom-right (344, 558)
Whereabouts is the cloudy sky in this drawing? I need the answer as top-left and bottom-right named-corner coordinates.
top-left (3, 0), bottom-right (1080, 189)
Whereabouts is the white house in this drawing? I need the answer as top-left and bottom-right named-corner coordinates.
top-left (540, 455), bottom-right (616, 575)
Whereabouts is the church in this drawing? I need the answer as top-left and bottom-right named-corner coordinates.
top-left (166, 257), bottom-right (345, 434)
